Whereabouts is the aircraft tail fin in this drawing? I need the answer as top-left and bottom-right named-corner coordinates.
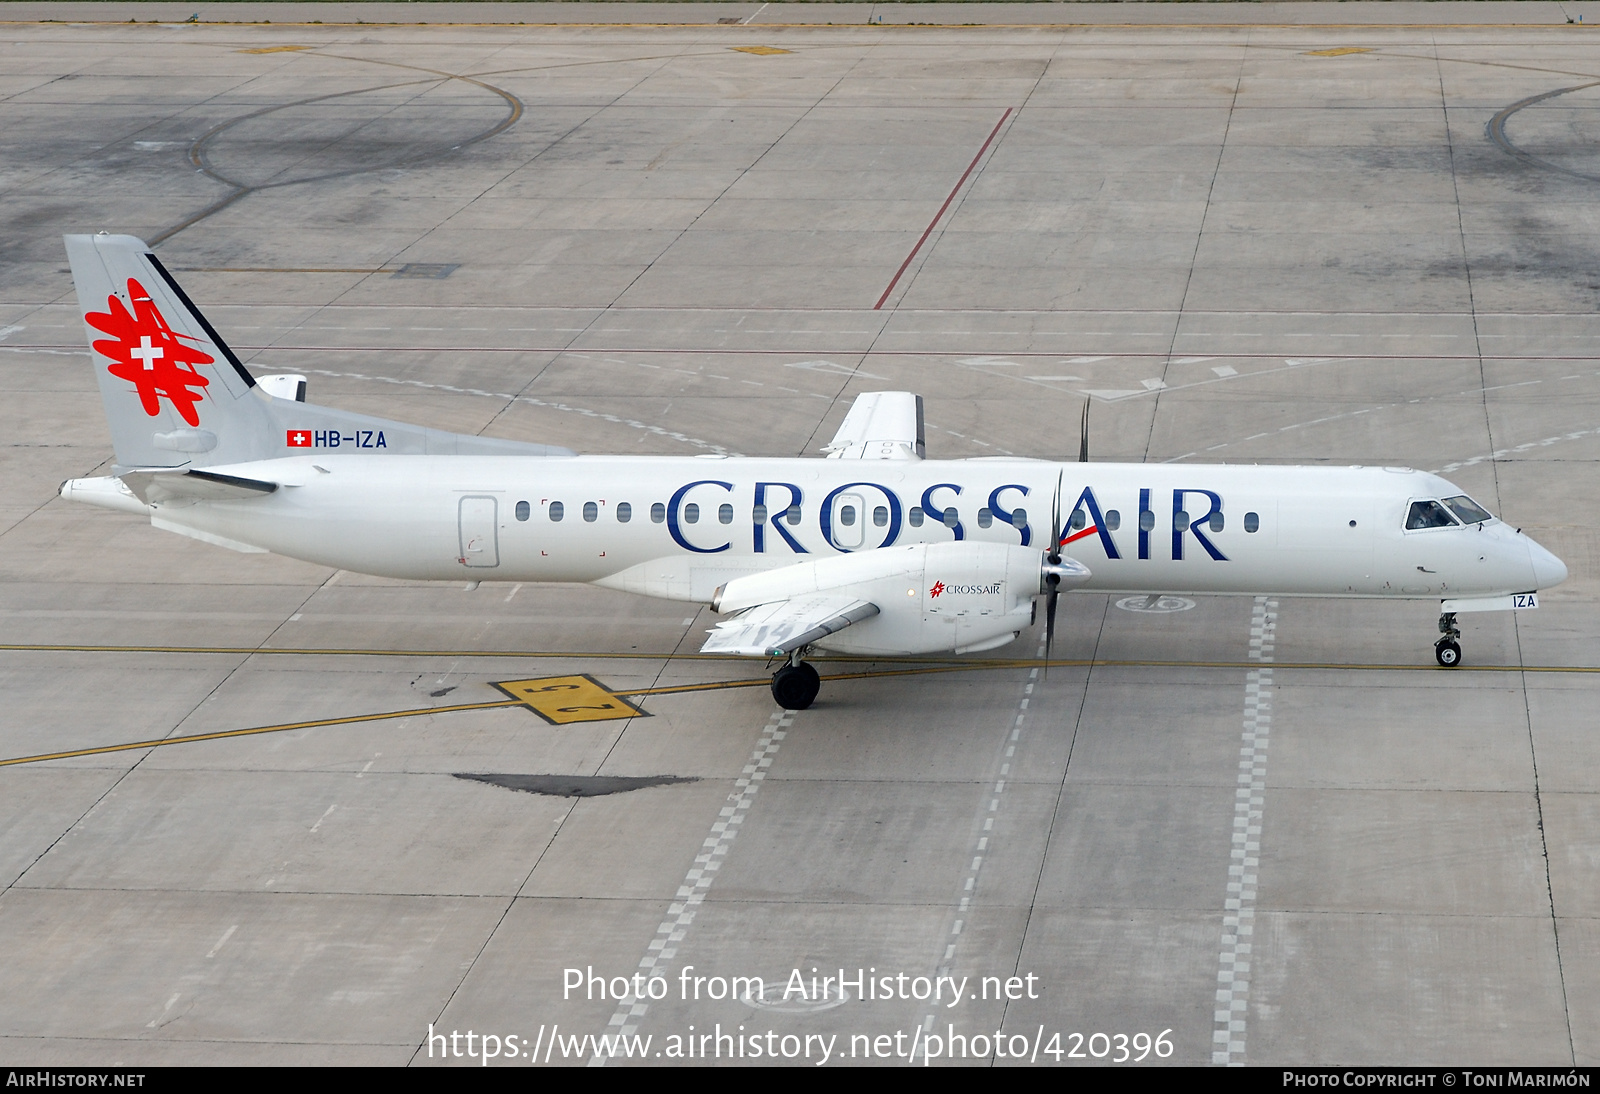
top-left (66, 234), bottom-right (575, 470)
top-left (67, 233), bottom-right (268, 469)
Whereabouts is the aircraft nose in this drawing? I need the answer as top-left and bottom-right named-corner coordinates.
top-left (1528, 538), bottom-right (1568, 589)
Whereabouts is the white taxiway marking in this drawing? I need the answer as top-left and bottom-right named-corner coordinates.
top-left (147, 993), bottom-right (182, 1028)
top-left (915, 645), bottom-right (1043, 1058)
top-left (206, 924), bottom-right (237, 959)
top-left (1213, 596), bottom-right (1276, 1066)
top-left (588, 709), bottom-right (795, 1066)
top-left (309, 804), bottom-right (337, 834)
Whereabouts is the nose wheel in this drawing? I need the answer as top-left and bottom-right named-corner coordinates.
top-left (771, 657), bottom-right (820, 710)
top-left (1435, 612), bottom-right (1462, 668)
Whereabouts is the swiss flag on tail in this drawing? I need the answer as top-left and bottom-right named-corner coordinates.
top-left (286, 430), bottom-right (312, 448)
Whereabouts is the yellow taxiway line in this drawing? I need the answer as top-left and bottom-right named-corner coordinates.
top-left (3, 651), bottom-right (1597, 769)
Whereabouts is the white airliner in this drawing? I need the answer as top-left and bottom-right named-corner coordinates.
top-left (59, 234), bottom-right (1567, 709)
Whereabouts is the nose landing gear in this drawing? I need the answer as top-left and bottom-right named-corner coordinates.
top-left (1435, 612), bottom-right (1462, 668)
top-left (771, 650), bottom-right (821, 710)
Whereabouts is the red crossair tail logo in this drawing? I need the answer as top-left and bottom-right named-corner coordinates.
top-left (86, 278), bottom-right (213, 427)
top-left (929, 581), bottom-right (945, 598)
top-left (287, 430), bottom-right (312, 448)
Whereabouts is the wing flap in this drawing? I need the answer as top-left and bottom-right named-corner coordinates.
top-left (822, 391), bottom-right (924, 460)
top-left (702, 595), bottom-right (880, 657)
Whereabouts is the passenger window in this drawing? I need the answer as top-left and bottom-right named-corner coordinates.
top-left (650, 502), bottom-right (666, 524)
top-left (909, 506), bottom-right (924, 528)
top-left (685, 503), bottom-right (700, 524)
top-left (1442, 495), bottom-right (1493, 524)
top-left (873, 505), bottom-right (888, 528)
top-left (719, 503), bottom-right (734, 525)
top-left (583, 501), bottom-right (598, 522)
top-left (1406, 500), bottom-right (1459, 530)
top-left (617, 502), bottom-right (631, 523)
top-left (549, 501), bottom-right (564, 522)
top-left (1139, 510), bottom-right (1155, 532)
top-left (1173, 509), bottom-right (1190, 531)
top-left (1244, 511), bottom-right (1259, 533)
top-left (1014, 508), bottom-right (1029, 530)
top-left (753, 504), bottom-right (768, 525)
top-left (943, 507), bottom-right (959, 528)
top-left (1209, 511), bottom-right (1224, 533)
top-left (785, 505), bottom-right (802, 525)
top-left (977, 507), bottom-right (993, 529)
top-left (840, 505), bottom-right (856, 527)
top-left (515, 500), bottom-right (530, 522)
top-left (1104, 509), bottom-right (1119, 531)
top-left (1069, 509), bottom-right (1086, 531)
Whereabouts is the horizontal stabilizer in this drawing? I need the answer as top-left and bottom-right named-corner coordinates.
top-left (702, 596), bottom-right (880, 657)
top-left (121, 468), bottom-right (278, 504)
top-left (822, 391), bottom-right (924, 460)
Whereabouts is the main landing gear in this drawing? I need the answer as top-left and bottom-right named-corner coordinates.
top-left (1435, 611), bottom-right (1462, 668)
top-left (771, 651), bottom-right (821, 710)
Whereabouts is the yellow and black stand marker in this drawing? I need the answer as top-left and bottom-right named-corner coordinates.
top-left (491, 675), bottom-right (649, 726)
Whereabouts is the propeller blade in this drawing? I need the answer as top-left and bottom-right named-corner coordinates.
top-left (1044, 580), bottom-right (1058, 672)
top-left (1079, 399), bottom-right (1090, 463)
top-left (1049, 469), bottom-right (1063, 563)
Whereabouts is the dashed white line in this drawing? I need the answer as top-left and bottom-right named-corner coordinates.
top-left (1213, 596), bottom-right (1276, 1066)
top-left (588, 709), bottom-right (795, 1067)
top-left (915, 645), bottom-right (1043, 1058)
top-left (205, 924), bottom-right (237, 959)
top-left (308, 804), bottom-right (337, 833)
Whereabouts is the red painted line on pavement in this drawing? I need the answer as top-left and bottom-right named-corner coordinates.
top-left (873, 108), bottom-right (1014, 312)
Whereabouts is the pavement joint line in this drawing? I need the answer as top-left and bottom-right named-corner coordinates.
top-left (588, 708), bottom-right (795, 1067)
top-left (1212, 596), bottom-right (1276, 1067)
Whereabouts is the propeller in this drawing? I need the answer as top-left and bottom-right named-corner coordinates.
top-left (1040, 467), bottom-right (1093, 673)
top-left (1043, 470), bottom-right (1064, 669)
top-left (1079, 399), bottom-right (1090, 463)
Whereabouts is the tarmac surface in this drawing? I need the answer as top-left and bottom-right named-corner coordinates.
top-left (1, 2), bottom-right (1598, 1067)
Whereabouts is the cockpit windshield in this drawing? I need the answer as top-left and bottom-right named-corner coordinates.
top-left (1441, 494), bottom-right (1494, 525)
top-left (1406, 500), bottom-right (1460, 530)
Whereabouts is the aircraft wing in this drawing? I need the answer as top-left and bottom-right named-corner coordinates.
top-left (702, 595), bottom-right (880, 657)
top-left (821, 391), bottom-right (924, 460)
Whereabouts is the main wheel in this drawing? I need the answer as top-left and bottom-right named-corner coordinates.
top-left (771, 662), bottom-right (821, 710)
top-left (1435, 638), bottom-right (1462, 668)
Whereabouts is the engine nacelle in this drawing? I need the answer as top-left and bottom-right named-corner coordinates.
top-left (713, 541), bottom-right (1090, 657)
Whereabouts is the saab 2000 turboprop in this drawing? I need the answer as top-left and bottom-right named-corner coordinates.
top-left (58, 234), bottom-right (1567, 709)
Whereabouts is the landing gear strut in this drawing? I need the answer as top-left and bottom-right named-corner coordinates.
top-left (1435, 612), bottom-right (1462, 668)
top-left (771, 650), bottom-right (821, 710)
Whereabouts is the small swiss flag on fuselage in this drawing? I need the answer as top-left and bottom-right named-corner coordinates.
top-left (286, 430), bottom-right (312, 448)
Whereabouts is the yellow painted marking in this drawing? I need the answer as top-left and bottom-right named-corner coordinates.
top-left (237, 46), bottom-right (312, 54)
top-left (1304, 47), bottom-right (1374, 57)
top-left (4, 652), bottom-right (1596, 771)
top-left (0, 698), bottom-right (521, 769)
top-left (4, 643), bottom-right (1600, 674)
top-left (492, 675), bottom-right (648, 725)
top-left (730, 46), bottom-right (792, 56)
